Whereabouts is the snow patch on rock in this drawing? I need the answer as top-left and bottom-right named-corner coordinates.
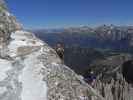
top-left (19, 50), bottom-right (47, 100)
top-left (8, 31), bottom-right (44, 57)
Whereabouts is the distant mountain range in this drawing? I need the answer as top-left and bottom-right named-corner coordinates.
top-left (32, 25), bottom-right (133, 75)
top-left (32, 25), bottom-right (133, 52)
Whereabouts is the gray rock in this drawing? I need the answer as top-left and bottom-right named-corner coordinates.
top-left (0, 0), bottom-right (21, 45)
top-left (90, 54), bottom-right (133, 82)
top-left (94, 78), bottom-right (133, 100)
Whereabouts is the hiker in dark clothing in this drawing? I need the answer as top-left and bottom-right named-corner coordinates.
top-left (55, 43), bottom-right (64, 62)
top-left (84, 70), bottom-right (96, 87)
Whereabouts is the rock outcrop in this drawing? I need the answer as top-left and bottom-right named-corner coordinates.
top-left (0, 0), bottom-right (21, 45)
top-left (94, 79), bottom-right (133, 100)
top-left (0, 1), bottom-right (104, 100)
top-left (90, 54), bottom-right (133, 81)
top-left (90, 54), bottom-right (133, 100)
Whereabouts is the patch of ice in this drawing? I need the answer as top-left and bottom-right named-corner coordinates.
top-left (19, 52), bottom-right (47, 100)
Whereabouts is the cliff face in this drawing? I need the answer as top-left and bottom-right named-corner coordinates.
top-left (0, 1), bottom-right (104, 100)
top-left (0, 0), bottom-right (21, 45)
top-left (90, 54), bottom-right (133, 81)
top-left (90, 54), bottom-right (133, 100)
top-left (94, 79), bottom-right (133, 100)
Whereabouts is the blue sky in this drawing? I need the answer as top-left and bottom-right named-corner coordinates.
top-left (6, 0), bottom-right (133, 29)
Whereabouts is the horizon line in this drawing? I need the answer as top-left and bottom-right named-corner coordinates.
top-left (24, 24), bottom-right (133, 30)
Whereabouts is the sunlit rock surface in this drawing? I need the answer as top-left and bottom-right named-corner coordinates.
top-left (0, 1), bottom-right (104, 100)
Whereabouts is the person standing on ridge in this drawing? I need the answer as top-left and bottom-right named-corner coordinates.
top-left (55, 43), bottom-right (64, 63)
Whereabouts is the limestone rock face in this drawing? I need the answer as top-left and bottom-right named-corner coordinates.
top-left (94, 79), bottom-right (133, 100)
top-left (0, 0), bottom-right (21, 45)
top-left (0, 1), bottom-right (104, 100)
top-left (90, 54), bottom-right (133, 100)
